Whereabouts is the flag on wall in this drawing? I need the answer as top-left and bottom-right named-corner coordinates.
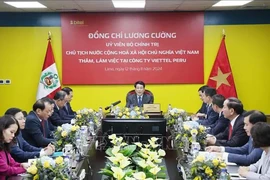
top-left (207, 36), bottom-right (237, 98)
top-left (36, 39), bottom-right (61, 100)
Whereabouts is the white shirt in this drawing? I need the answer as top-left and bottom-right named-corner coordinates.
top-left (230, 115), bottom-right (239, 128)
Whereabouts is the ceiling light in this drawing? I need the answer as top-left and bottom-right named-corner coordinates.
top-left (4, 1), bottom-right (47, 8)
top-left (213, 0), bottom-right (253, 7)
top-left (112, 0), bottom-right (145, 8)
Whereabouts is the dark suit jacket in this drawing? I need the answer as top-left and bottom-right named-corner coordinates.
top-left (215, 115), bottom-right (249, 147)
top-left (10, 132), bottom-right (41, 163)
top-left (208, 113), bottom-right (230, 136)
top-left (22, 111), bottom-right (54, 148)
top-left (197, 102), bottom-right (207, 114)
top-left (48, 103), bottom-right (72, 126)
top-left (126, 93), bottom-right (153, 108)
top-left (226, 137), bottom-right (263, 166)
top-left (197, 105), bottom-right (219, 126)
top-left (63, 102), bottom-right (76, 116)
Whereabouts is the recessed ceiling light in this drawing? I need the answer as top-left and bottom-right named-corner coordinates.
top-left (4, 1), bottom-right (47, 8)
top-left (213, 0), bottom-right (253, 7)
top-left (112, 0), bottom-right (145, 8)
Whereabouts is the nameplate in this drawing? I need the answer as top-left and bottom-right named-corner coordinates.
top-left (143, 104), bottom-right (160, 112)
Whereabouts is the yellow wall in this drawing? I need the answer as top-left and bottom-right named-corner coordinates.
top-left (0, 25), bottom-right (270, 115)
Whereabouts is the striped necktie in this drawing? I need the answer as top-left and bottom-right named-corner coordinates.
top-left (138, 96), bottom-right (142, 107)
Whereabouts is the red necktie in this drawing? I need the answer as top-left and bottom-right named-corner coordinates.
top-left (228, 123), bottom-right (233, 140)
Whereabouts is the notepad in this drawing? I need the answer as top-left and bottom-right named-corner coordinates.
top-left (230, 173), bottom-right (247, 179)
top-left (227, 162), bottom-right (237, 166)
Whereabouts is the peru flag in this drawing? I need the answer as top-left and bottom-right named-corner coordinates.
top-left (36, 40), bottom-right (61, 100)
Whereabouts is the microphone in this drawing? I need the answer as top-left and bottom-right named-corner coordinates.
top-left (105, 100), bottom-right (121, 110)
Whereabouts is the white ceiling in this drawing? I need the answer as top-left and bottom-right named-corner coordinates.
top-left (0, 0), bottom-right (269, 12)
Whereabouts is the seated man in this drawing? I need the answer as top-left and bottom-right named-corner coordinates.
top-left (206, 110), bottom-right (266, 166)
top-left (41, 97), bottom-right (57, 131)
top-left (206, 97), bottom-right (249, 147)
top-left (196, 85), bottom-right (209, 118)
top-left (49, 90), bottom-right (72, 126)
top-left (62, 87), bottom-right (76, 117)
top-left (126, 81), bottom-right (153, 108)
top-left (207, 94), bottom-right (230, 136)
top-left (22, 99), bottom-right (54, 148)
top-left (196, 87), bottom-right (219, 126)
top-left (5, 108), bottom-right (54, 163)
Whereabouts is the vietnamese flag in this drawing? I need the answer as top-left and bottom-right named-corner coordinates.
top-left (207, 36), bottom-right (237, 98)
top-left (36, 39), bottom-right (61, 100)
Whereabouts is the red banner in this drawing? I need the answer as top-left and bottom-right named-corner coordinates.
top-left (61, 12), bottom-right (204, 84)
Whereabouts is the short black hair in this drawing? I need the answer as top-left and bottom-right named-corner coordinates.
top-left (134, 81), bottom-right (145, 88)
top-left (226, 97), bottom-right (244, 115)
top-left (251, 122), bottom-right (270, 148)
top-left (204, 87), bottom-right (217, 98)
top-left (53, 91), bottom-right (67, 100)
top-left (62, 87), bottom-right (73, 95)
top-left (22, 111), bottom-right (27, 117)
top-left (212, 94), bottom-right (225, 108)
top-left (0, 115), bottom-right (20, 151)
top-left (5, 108), bottom-right (22, 116)
top-left (41, 97), bottom-right (54, 104)
top-left (243, 110), bottom-right (267, 124)
top-left (33, 99), bottom-right (46, 111)
top-left (198, 85), bottom-right (208, 92)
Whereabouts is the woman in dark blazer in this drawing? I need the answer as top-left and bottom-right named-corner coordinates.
top-left (5, 108), bottom-right (54, 163)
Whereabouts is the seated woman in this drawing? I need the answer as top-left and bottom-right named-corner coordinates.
top-left (5, 108), bottom-right (54, 163)
top-left (239, 122), bottom-right (270, 179)
top-left (0, 115), bottom-right (28, 178)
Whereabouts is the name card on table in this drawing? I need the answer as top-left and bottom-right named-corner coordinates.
top-left (143, 104), bottom-right (161, 113)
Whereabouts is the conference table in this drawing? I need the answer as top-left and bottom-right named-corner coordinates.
top-left (8, 139), bottom-right (241, 180)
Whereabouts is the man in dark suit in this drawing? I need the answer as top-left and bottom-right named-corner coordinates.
top-left (5, 108), bottom-right (54, 162)
top-left (207, 94), bottom-right (230, 136)
top-left (206, 110), bottom-right (266, 166)
top-left (197, 87), bottom-right (219, 126)
top-left (126, 81), bottom-right (153, 108)
top-left (196, 85), bottom-right (209, 117)
top-left (207, 97), bottom-right (249, 147)
top-left (49, 90), bottom-right (72, 126)
top-left (22, 99), bottom-right (55, 148)
top-left (62, 87), bottom-right (76, 116)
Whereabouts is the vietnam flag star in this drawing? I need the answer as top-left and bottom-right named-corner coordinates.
top-left (207, 36), bottom-right (237, 98)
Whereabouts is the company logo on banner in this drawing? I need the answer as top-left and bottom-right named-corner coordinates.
top-left (61, 13), bottom-right (204, 84)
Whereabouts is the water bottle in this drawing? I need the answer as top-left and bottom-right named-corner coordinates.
top-left (89, 120), bottom-right (95, 136)
top-left (219, 168), bottom-right (229, 180)
top-left (192, 147), bottom-right (199, 159)
top-left (168, 104), bottom-right (172, 111)
top-left (98, 107), bottom-right (103, 119)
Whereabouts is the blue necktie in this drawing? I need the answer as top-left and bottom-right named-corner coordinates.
top-left (138, 96), bottom-right (142, 107)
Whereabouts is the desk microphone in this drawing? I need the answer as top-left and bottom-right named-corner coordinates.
top-left (105, 100), bottom-right (121, 110)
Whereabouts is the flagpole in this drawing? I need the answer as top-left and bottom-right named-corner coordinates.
top-left (222, 29), bottom-right (225, 37)
top-left (48, 31), bottom-right (52, 41)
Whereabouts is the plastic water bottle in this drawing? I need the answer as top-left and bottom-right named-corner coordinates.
top-left (168, 104), bottom-right (172, 111)
top-left (98, 107), bottom-right (103, 119)
top-left (192, 147), bottom-right (199, 159)
top-left (89, 120), bottom-right (95, 136)
top-left (219, 168), bottom-right (229, 180)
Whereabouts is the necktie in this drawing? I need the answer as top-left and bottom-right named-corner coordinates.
top-left (138, 96), bottom-right (142, 107)
top-left (228, 123), bottom-right (233, 140)
top-left (65, 104), bottom-right (69, 114)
